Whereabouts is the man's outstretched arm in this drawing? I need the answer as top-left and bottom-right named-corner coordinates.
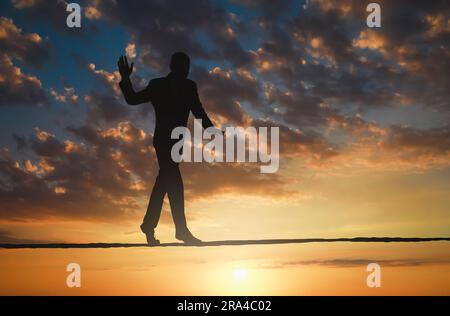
top-left (190, 82), bottom-right (214, 129)
top-left (117, 55), bottom-right (151, 105)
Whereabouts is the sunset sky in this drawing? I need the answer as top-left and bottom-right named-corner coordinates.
top-left (0, 1), bottom-right (449, 295)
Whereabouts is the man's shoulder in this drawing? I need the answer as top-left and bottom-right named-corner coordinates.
top-left (184, 78), bottom-right (197, 89)
top-left (149, 77), bottom-right (167, 85)
top-left (148, 77), bottom-right (197, 90)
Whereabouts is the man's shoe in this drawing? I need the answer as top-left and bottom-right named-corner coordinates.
top-left (175, 229), bottom-right (202, 245)
top-left (140, 224), bottom-right (160, 246)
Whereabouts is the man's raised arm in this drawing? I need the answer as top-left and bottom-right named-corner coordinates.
top-left (117, 55), bottom-right (151, 105)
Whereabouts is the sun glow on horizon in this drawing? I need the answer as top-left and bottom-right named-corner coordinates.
top-left (233, 268), bottom-right (248, 281)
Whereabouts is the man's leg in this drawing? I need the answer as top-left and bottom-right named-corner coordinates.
top-left (164, 163), bottom-right (202, 244)
top-left (165, 165), bottom-right (187, 231)
top-left (150, 145), bottom-right (201, 244)
top-left (140, 146), bottom-right (169, 245)
top-left (153, 145), bottom-right (188, 231)
top-left (141, 173), bottom-right (166, 231)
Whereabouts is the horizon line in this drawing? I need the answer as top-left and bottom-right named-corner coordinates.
top-left (1, 237), bottom-right (450, 249)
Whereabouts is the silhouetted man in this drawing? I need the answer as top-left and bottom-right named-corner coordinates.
top-left (118, 52), bottom-right (214, 245)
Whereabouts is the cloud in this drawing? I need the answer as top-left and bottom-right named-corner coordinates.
top-left (0, 17), bottom-right (51, 67)
top-left (125, 42), bottom-right (136, 59)
top-left (307, 123), bottom-right (450, 173)
top-left (87, 63), bottom-right (122, 95)
top-left (50, 86), bottom-right (79, 105)
top-left (0, 54), bottom-right (47, 106)
top-left (230, 0), bottom-right (295, 20)
top-left (84, 92), bottom-right (130, 124)
top-left (374, 125), bottom-right (450, 170)
top-left (81, 0), bottom-right (449, 156)
top-left (307, 0), bottom-right (450, 110)
top-left (12, 134), bottom-right (27, 150)
top-left (182, 162), bottom-right (290, 202)
top-left (0, 230), bottom-right (55, 244)
top-left (85, 0), bottom-right (253, 68)
top-left (85, 62), bottom-right (156, 123)
top-left (262, 257), bottom-right (450, 269)
top-left (11, 0), bottom-right (75, 31)
top-left (244, 0), bottom-right (450, 124)
top-left (0, 117), bottom-right (302, 222)
top-left (0, 18), bottom-right (49, 106)
top-left (0, 121), bottom-right (156, 222)
top-left (190, 65), bottom-right (259, 125)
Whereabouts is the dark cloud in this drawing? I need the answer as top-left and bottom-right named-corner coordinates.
top-left (85, 92), bottom-right (131, 124)
top-left (231, 0), bottom-right (295, 20)
top-left (182, 162), bottom-right (289, 202)
top-left (11, 0), bottom-right (68, 26)
top-left (0, 54), bottom-right (48, 106)
top-left (50, 85), bottom-right (79, 105)
top-left (244, 0), bottom-right (450, 133)
top-left (191, 65), bottom-right (260, 125)
top-left (0, 122), bottom-right (156, 221)
top-left (10, 0), bottom-right (93, 35)
top-left (86, 0), bottom-right (252, 68)
top-left (262, 257), bottom-right (450, 269)
top-left (0, 230), bottom-right (55, 244)
top-left (381, 125), bottom-right (450, 155)
top-left (0, 17), bottom-right (51, 67)
top-left (30, 129), bottom-right (66, 157)
top-left (12, 134), bottom-right (27, 150)
top-left (0, 118), bottom-right (309, 222)
top-left (0, 18), bottom-right (49, 106)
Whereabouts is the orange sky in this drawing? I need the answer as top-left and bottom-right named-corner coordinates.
top-left (1, 242), bottom-right (450, 295)
top-left (1, 165), bottom-right (449, 244)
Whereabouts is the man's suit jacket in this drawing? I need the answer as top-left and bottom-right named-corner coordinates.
top-left (119, 73), bottom-right (214, 149)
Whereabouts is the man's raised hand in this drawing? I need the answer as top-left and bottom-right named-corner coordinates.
top-left (117, 55), bottom-right (134, 80)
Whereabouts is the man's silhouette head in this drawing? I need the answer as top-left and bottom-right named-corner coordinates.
top-left (170, 52), bottom-right (190, 78)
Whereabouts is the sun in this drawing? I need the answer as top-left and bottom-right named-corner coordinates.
top-left (233, 268), bottom-right (247, 281)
